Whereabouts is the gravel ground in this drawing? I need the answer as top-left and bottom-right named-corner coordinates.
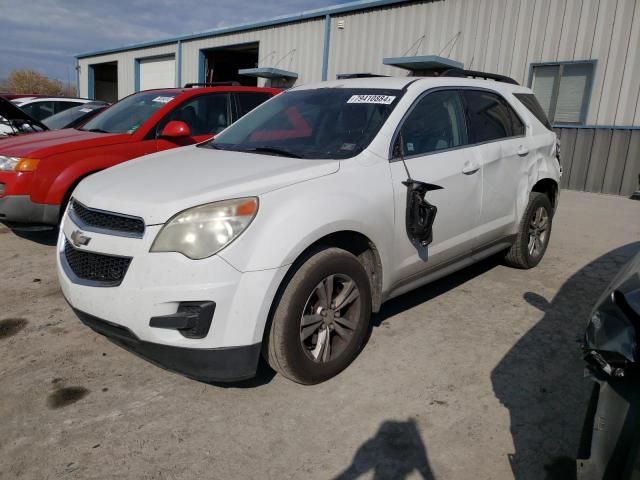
top-left (1, 190), bottom-right (639, 480)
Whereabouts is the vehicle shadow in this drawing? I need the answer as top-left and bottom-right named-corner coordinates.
top-left (1, 223), bottom-right (58, 246)
top-left (371, 253), bottom-right (503, 327)
top-left (333, 418), bottom-right (435, 479)
top-left (490, 242), bottom-right (640, 480)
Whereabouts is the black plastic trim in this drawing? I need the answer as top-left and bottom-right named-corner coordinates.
top-left (72, 307), bottom-right (260, 382)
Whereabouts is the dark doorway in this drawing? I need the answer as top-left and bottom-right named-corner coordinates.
top-left (202, 43), bottom-right (259, 86)
top-left (91, 62), bottom-right (118, 103)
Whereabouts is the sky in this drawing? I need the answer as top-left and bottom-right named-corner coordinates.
top-left (0, 0), bottom-right (352, 84)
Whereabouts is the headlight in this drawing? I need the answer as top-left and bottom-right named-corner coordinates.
top-left (150, 197), bottom-right (258, 259)
top-left (0, 156), bottom-right (20, 171)
top-left (0, 156), bottom-right (39, 172)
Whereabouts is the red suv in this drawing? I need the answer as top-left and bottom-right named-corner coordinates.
top-left (0, 85), bottom-right (279, 226)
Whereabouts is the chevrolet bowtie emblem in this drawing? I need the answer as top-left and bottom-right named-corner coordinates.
top-left (70, 230), bottom-right (91, 248)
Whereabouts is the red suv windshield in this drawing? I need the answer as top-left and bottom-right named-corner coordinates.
top-left (81, 91), bottom-right (178, 134)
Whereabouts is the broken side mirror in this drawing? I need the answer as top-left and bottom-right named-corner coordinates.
top-left (403, 180), bottom-right (443, 247)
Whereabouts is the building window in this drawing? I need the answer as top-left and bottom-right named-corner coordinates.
top-left (529, 61), bottom-right (595, 125)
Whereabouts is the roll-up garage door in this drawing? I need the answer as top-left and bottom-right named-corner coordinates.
top-left (139, 56), bottom-right (175, 90)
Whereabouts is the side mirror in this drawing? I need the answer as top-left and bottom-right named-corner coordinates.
top-left (160, 120), bottom-right (191, 139)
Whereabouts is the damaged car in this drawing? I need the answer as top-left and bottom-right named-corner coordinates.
top-left (578, 249), bottom-right (640, 479)
top-left (57, 73), bottom-right (561, 384)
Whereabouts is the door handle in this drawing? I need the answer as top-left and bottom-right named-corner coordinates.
top-left (462, 161), bottom-right (480, 175)
top-left (517, 145), bottom-right (529, 157)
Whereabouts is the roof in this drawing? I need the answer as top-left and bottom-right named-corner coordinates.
top-left (294, 76), bottom-right (531, 93)
top-left (76, 0), bottom-right (412, 59)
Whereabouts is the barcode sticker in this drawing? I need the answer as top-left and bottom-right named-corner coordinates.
top-left (347, 95), bottom-right (396, 105)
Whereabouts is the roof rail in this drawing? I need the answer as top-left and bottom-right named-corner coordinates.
top-left (183, 82), bottom-right (241, 88)
top-left (336, 73), bottom-right (389, 79)
top-left (439, 68), bottom-right (519, 85)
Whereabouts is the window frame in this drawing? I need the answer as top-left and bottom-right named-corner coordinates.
top-left (146, 92), bottom-right (232, 139)
top-left (389, 86), bottom-right (526, 162)
top-left (527, 60), bottom-right (596, 126)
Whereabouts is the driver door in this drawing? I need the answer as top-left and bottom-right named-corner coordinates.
top-left (389, 89), bottom-right (482, 284)
top-left (154, 93), bottom-right (231, 151)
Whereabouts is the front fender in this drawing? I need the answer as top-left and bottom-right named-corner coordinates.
top-left (219, 161), bottom-right (395, 281)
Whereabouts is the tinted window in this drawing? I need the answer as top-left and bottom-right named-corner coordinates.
top-left (398, 90), bottom-right (466, 156)
top-left (157, 93), bottom-right (230, 136)
top-left (21, 101), bottom-right (55, 120)
top-left (208, 88), bottom-right (402, 159)
top-left (236, 92), bottom-right (272, 118)
top-left (514, 93), bottom-right (552, 130)
top-left (463, 90), bottom-right (522, 143)
top-left (43, 104), bottom-right (104, 129)
top-left (54, 101), bottom-right (83, 113)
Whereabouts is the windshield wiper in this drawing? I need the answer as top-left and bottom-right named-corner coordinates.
top-left (250, 146), bottom-right (302, 158)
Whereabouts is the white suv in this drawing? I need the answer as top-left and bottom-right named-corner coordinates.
top-left (57, 75), bottom-right (561, 384)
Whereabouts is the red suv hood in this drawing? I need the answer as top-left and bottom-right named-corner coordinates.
top-left (0, 129), bottom-right (131, 158)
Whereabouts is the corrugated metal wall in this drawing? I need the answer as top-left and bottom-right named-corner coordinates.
top-left (77, 0), bottom-right (640, 196)
top-left (328, 0), bottom-right (640, 127)
top-left (555, 127), bottom-right (640, 195)
top-left (78, 44), bottom-right (176, 98)
top-left (180, 19), bottom-right (325, 88)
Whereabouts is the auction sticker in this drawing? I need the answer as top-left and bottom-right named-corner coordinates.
top-left (347, 95), bottom-right (396, 105)
top-left (152, 96), bottom-right (174, 104)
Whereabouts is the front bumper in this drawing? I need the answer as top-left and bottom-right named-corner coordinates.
top-left (57, 210), bottom-right (288, 381)
top-left (72, 308), bottom-right (262, 382)
top-left (0, 194), bottom-right (59, 225)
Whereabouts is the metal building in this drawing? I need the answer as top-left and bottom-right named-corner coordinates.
top-left (76, 0), bottom-right (640, 196)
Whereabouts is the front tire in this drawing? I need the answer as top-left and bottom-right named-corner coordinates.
top-left (504, 192), bottom-right (553, 269)
top-left (265, 247), bottom-right (372, 384)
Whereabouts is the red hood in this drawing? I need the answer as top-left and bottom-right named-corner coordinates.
top-left (0, 128), bottom-right (131, 158)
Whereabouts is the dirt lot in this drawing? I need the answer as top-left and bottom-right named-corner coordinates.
top-left (1, 190), bottom-right (639, 480)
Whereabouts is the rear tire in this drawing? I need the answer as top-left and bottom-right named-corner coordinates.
top-left (265, 247), bottom-right (372, 384)
top-left (504, 192), bottom-right (553, 269)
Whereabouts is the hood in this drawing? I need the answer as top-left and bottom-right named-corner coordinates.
top-left (0, 128), bottom-right (129, 158)
top-left (0, 97), bottom-right (48, 134)
top-left (74, 145), bottom-right (340, 224)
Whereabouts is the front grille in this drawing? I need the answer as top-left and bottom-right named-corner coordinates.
top-left (64, 241), bottom-right (132, 286)
top-left (70, 200), bottom-right (145, 236)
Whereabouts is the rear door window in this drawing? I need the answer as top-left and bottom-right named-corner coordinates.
top-left (463, 90), bottom-right (523, 143)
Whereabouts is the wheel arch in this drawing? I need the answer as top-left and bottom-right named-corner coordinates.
top-left (266, 230), bottom-right (384, 342)
top-left (531, 177), bottom-right (559, 212)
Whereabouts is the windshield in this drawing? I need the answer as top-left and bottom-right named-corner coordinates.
top-left (207, 88), bottom-right (403, 159)
top-left (81, 91), bottom-right (177, 134)
top-left (43, 104), bottom-right (101, 129)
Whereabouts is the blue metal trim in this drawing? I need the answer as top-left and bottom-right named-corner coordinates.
top-left (198, 49), bottom-right (206, 83)
top-left (176, 41), bottom-right (182, 88)
top-left (75, 59), bottom-right (80, 97)
top-left (553, 124), bottom-right (640, 130)
top-left (88, 65), bottom-right (95, 99)
top-left (134, 59), bottom-right (140, 92)
top-left (322, 14), bottom-right (331, 81)
top-left (76, 0), bottom-right (411, 59)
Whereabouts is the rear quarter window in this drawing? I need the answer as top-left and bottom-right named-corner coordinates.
top-left (514, 93), bottom-right (553, 130)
